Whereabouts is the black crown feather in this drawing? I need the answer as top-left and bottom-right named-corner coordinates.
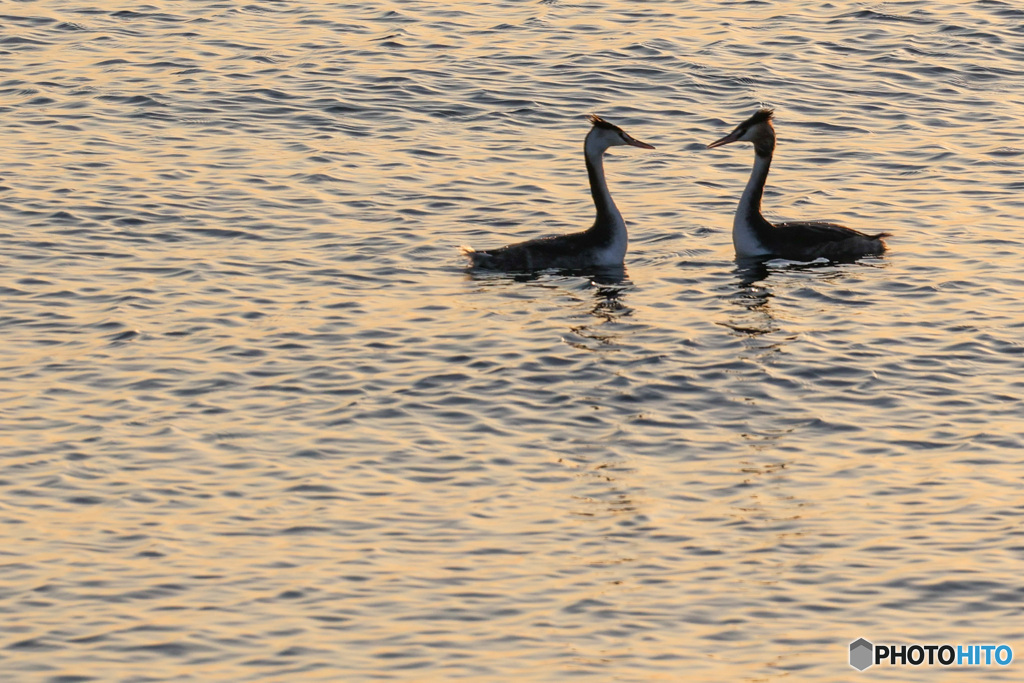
top-left (587, 114), bottom-right (622, 132)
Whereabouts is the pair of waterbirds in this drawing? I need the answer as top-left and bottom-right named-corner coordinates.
top-left (463, 110), bottom-right (888, 270)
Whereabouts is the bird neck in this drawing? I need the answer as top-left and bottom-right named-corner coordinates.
top-left (584, 138), bottom-right (624, 238)
top-left (737, 138), bottom-right (775, 230)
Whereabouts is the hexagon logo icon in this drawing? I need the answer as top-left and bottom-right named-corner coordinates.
top-left (850, 638), bottom-right (874, 671)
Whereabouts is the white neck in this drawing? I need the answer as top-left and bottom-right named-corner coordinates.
top-left (732, 153), bottom-right (772, 257)
top-left (584, 136), bottom-right (626, 242)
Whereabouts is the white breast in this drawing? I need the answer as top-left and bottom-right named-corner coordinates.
top-left (592, 216), bottom-right (628, 265)
top-left (732, 213), bottom-right (770, 258)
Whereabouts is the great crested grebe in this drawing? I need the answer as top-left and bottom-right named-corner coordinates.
top-left (463, 115), bottom-right (654, 270)
top-left (707, 108), bottom-right (889, 261)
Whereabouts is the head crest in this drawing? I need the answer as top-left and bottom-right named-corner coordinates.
top-left (587, 114), bottom-right (622, 132)
top-left (749, 108), bottom-right (774, 124)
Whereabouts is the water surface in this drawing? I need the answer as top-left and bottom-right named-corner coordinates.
top-left (2, 1), bottom-right (1024, 681)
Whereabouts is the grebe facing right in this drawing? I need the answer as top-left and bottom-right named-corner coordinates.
top-left (463, 115), bottom-right (654, 271)
top-left (707, 108), bottom-right (889, 262)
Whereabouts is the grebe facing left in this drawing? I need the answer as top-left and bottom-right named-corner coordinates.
top-left (707, 108), bottom-right (889, 262)
top-left (463, 115), bottom-right (654, 271)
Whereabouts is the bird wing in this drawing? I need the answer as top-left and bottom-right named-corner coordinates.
top-left (469, 231), bottom-right (595, 270)
top-left (773, 220), bottom-right (884, 242)
top-left (767, 221), bottom-right (889, 261)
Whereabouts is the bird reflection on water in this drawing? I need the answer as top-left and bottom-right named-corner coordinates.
top-left (720, 258), bottom-right (779, 342)
top-left (722, 255), bottom-right (889, 342)
top-left (465, 265), bottom-right (633, 350)
top-left (570, 272), bottom-right (633, 350)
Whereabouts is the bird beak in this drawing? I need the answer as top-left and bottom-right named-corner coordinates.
top-left (625, 135), bottom-right (655, 149)
top-left (707, 129), bottom-right (740, 149)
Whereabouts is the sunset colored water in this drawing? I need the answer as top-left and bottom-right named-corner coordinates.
top-left (2, 1), bottom-right (1023, 681)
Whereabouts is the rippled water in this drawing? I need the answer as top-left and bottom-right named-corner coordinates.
top-left (2, 1), bottom-right (1024, 681)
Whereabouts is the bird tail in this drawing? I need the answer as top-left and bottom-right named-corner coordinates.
top-left (460, 245), bottom-right (484, 267)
